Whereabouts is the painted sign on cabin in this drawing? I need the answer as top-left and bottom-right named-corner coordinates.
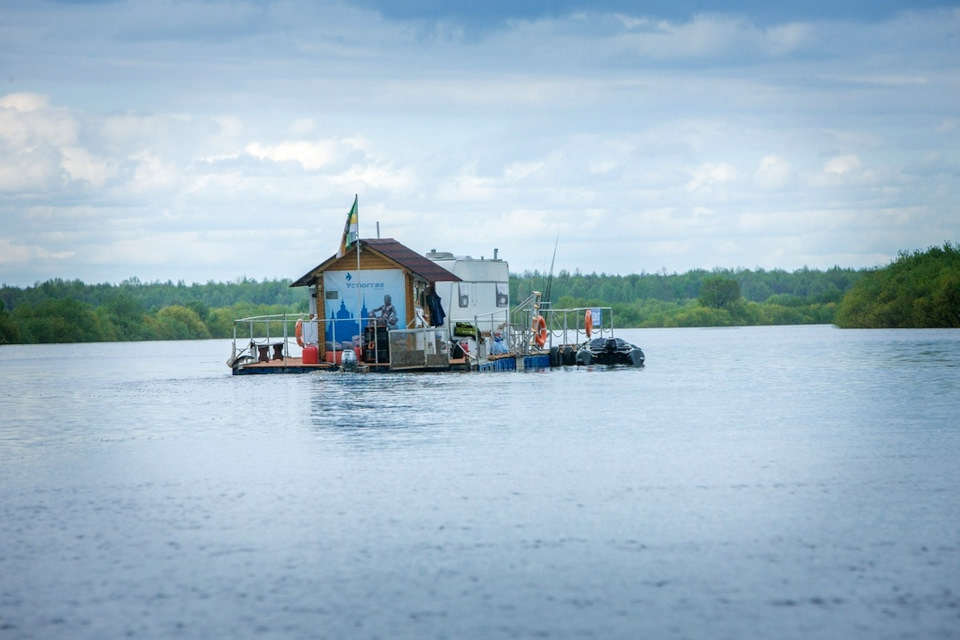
top-left (322, 269), bottom-right (407, 346)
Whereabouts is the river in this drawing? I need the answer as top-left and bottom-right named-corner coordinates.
top-left (1, 325), bottom-right (958, 639)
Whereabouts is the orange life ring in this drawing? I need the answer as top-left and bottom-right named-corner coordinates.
top-left (295, 318), bottom-right (304, 347)
top-left (533, 315), bottom-right (547, 348)
top-left (584, 309), bottom-right (593, 338)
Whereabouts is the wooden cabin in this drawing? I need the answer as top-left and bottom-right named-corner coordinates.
top-left (290, 238), bottom-right (461, 362)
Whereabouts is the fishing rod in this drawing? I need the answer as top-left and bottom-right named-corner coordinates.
top-left (543, 233), bottom-right (559, 306)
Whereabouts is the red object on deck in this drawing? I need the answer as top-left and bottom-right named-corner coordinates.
top-left (324, 348), bottom-right (362, 365)
top-left (302, 345), bottom-right (319, 364)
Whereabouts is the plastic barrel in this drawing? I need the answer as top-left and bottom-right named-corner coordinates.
top-left (302, 345), bottom-right (319, 364)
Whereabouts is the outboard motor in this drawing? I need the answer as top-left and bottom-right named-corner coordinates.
top-left (605, 337), bottom-right (618, 352)
top-left (341, 348), bottom-right (358, 372)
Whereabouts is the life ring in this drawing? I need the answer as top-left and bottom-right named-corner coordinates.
top-left (584, 309), bottom-right (593, 338)
top-left (533, 315), bottom-right (547, 348)
top-left (295, 318), bottom-right (304, 347)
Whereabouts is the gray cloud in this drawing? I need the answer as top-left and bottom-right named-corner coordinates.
top-left (1, 1), bottom-right (958, 285)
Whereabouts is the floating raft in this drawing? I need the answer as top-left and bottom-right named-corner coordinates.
top-left (231, 352), bottom-right (555, 375)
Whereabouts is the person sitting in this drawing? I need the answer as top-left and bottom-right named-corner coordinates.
top-left (490, 331), bottom-right (509, 355)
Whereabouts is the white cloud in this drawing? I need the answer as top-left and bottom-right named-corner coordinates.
top-left (935, 119), bottom-right (956, 133)
top-left (0, 92), bottom-right (52, 112)
top-left (761, 22), bottom-right (813, 55)
top-left (753, 155), bottom-right (792, 189)
top-left (244, 140), bottom-right (344, 172)
top-left (0, 235), bottom-right (74, 268)
top-left (128, 151), bottom-right (181, 192)
top-left (0, 92), bottom-right (82, 192)
top-left (1, 4), bottom-right (958, 284)
top-left (823, 154), bottom-right (862, 176)
top-left (61, 147), bottom-right (117, 187)
top-left (0, 238), bottom-right (32, 266)
top-left (0, 145), bottom-right (61, 193)
top-left (437, 166), bottom-right (498, 202)
top-left (599, 14), bottom-right (815, 61)
top-left (503, 160), bottom-right (546, 182)
top-left (685, 162), bottom-right (738, 192)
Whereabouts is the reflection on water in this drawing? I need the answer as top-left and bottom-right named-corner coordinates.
top-left (1, 328), bottom-right (959, 639)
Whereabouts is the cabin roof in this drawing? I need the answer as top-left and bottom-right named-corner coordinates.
top-left (290, 238), bottom-right (462, 287)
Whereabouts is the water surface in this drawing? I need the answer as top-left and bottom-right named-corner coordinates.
top-left (1, 326), bottom-right (958, 638)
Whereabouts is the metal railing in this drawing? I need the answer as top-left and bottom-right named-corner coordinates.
top-left (508, 293), bottom-right (616, 354)
top-left (228, 304), bottom-right (619, 370)
top-left (388, 327), bottom-right (450, 370)
top-left (230, 312), bottom-right (399, 367)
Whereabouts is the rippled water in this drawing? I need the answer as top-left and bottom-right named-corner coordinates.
top-left (2, 326), bottom-right (958, 639)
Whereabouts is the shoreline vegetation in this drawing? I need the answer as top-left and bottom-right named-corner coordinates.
top-left (1, 243), bottom-right (957, 345)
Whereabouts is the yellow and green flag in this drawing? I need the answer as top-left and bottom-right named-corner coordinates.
top-left (337, 195), bottom-right (358, 257)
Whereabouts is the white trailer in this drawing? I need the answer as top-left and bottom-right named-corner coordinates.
top-left (426, 250), bottom-right (510, 356)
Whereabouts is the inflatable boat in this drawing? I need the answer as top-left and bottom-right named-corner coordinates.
top-left (575, 336), bottom-right (645, 366)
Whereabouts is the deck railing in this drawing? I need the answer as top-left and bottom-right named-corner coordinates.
top-left (508, 293), bottom-right (615, 353)
top-left (230, 304), bottom-right (619, 369)
top-left (230, 312), bottom-right (400, 365)
top-left (387, 327), bottom-right (450, 370)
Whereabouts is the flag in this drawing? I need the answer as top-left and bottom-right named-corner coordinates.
top-left (337, 195), bottom-right (358, 258)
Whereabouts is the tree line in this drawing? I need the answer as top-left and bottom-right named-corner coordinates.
top-left (1, 244), bottom-right (957, 344)
top-left (835, 242), bottom-right (960, 328)
top-left (0, 277), bottom-right (309, 344)
top-left (512, 264), bottom-right (862, 328)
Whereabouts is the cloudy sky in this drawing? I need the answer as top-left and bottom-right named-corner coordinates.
top-left (1, 0), bottom-right (958, 286)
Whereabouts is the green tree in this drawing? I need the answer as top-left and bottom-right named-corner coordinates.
top-left (154, 305), bottom-right (211, 340)
top-left (931, 273), bottom-right (960, 326)
top-left (101, 294), bottom-right (148, 341)
top-left (13, 298), bottom-right (107, 343)
top-left (0, 300), bottom-right (20, 344)
top-left (836, 242), bottom-right (960, 328)
top-left (698, 277), bottom-right (741, 309)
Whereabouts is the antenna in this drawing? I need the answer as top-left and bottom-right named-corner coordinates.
top-left (544, 234), bottom-right (559, 305)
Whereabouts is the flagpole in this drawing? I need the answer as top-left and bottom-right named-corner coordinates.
top-left (355, 195), bottom-right (362, 356)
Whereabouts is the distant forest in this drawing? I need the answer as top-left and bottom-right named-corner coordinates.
top-left (1, 243), bottom-right (958, 344)
top-left (0, 277), bottom-right (308, 344)
top-left (514, 265), bottom-right (860, 329)
top-left (835, 242), bottom-right (960, 328)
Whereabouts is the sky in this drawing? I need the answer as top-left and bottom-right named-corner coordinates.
top-left (1, 0), bottom-right (958, 287)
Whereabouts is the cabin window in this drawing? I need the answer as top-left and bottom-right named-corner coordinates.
top-left (325, 290), bottom-right (339, 300)
top-left (496, 283), bottom-right (508, 307)
top-left (458, 283), bottom-right (469, 308)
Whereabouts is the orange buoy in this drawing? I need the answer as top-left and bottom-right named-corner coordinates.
top-left (295, 318), bottom-right (304, 347)
top-left (533, 314), bottom-right (547, 348)
top-left (584, 309), bottom-right (593, 338)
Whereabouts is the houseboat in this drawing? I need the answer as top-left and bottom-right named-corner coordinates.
top-left (227, 237), bottom-right (640, 374)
